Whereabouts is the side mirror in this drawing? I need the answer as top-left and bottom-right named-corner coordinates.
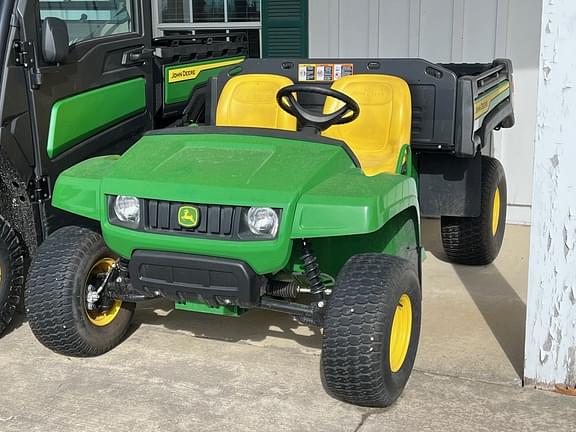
top-left (42, 17), bottom-right (69, 64)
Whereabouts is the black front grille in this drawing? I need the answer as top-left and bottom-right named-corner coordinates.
top-left (145, 200), bottom-right (241, 239)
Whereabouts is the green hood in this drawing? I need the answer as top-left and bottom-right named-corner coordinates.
top-left (101, 133), bottom-right (357, 208)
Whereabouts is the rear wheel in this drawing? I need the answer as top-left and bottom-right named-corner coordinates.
top-left (25, 226), bottom-right (134, 356)
top-left (321, 254), bottom-right (421, 407)
top-left (0, 215), bottom-right (24, 336)
top-left (441, 156), bottom-right (507, 265)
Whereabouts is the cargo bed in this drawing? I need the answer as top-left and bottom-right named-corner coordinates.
top-left (205, 58), bottom-right (514, 159)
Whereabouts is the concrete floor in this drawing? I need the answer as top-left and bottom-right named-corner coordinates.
top-left (0, 221), bottom-right (574, 431)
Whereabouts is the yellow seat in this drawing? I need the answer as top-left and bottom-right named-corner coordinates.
top-left (322, 75), bottom-right (412, 176)
top-left (216, 74), bottom-right (296, 131)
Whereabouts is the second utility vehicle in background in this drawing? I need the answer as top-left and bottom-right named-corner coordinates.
top-left (0, 0), bottom-right (247, 335)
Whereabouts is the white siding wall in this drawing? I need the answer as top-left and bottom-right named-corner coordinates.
top-left (309, 0), bottom-right (542, 224)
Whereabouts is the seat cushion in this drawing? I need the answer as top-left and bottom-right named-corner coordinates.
top-left (216, 74), bottom-right (296, 131)
top-left (322, 74), bottom-right (412, 176)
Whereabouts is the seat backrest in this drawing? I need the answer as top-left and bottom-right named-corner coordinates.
top-left (322, 74), bottom-right (412, 176)
top-left (216, 74), bottom-right (296, 131)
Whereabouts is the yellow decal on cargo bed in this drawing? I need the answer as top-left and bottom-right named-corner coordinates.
top-left (474, 81), bottom-right (510, 119)
top-left (167, 58), bottom-right (243, 84)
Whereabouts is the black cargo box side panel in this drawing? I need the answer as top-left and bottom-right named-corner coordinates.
top-left (410, 85), bottom-right (436, 147)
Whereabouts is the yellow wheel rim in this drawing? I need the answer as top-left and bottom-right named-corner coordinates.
top-left (492, 187), bottom-right (501, 236)
top-left (389, 294), bottom-right (412, 373)
top-left (85, 257), bottom-right (122, 327)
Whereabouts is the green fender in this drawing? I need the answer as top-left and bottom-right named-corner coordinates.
top-left (52, 155), bottom-right (119, 221)
top-left (292, 170), bottom-right (419, 238)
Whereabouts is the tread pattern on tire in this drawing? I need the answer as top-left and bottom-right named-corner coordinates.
top-left (25, 226), bottom-right (131, 356)
top-left (441, 156), bottom-right (506, 265)
top-left (0, 215), bottom-right (25, 335)
top-left (322, 253), bottom-right (421, 407)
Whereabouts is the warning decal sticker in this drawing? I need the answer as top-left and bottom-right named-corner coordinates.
top-left (298, 63), bottom-right (354, 82)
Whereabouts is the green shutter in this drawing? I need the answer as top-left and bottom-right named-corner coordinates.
top-left (262, 0), bottom-right (308, 58)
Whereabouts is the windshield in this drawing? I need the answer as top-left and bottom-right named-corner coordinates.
top-left (39, 0), bottom-right (133, 45)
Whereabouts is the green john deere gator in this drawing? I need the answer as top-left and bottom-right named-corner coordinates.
top-left (25, 58), bottom-right (515, 407)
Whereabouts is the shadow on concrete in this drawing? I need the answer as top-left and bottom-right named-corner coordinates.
top-left (452, 264), bottom-right (526, 379)
top-left (421, 218), bottom-right (527, 379)
top-left (130, 300), bottom-right (322, 350)
top-left (1, 311), bottom-right (27, 338)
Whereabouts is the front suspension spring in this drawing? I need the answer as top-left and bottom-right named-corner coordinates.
top-left (301, 240), bottom-right (326, 297)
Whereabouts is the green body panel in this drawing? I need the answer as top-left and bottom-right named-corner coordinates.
top-left (52, 155), bottom-right (119, 220)
top-left (163, 57), bottom-right (244, 105)
top-left (175, 301), bottom-right (246, 316)
top-left (53, 131), bottom-right (419, 275)
top-left (293, 170), bottom-right (418, 238)
top-left (290, 208), bottom-right (420, 278)
top-left (99, 133), bottom-right (356, 206)
top-left (47, 78), bottom-right (146, 159)
top-left (102, 222), bottom-right (294, 275)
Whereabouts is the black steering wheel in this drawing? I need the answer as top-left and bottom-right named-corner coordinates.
top-left (276, 84), bottom-right (360, 132)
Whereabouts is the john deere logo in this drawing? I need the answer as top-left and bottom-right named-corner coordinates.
top-left (178, 206), bottom-right (199, 228)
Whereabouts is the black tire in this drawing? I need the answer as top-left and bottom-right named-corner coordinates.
top-left (25, 226), bottom-right (134, 357)
top-left (0, 215), bottom-right (25, 336)
top-left (441, 156), bottom-right (507, 265)
top-left (322, 254), bottom-right (421, 407)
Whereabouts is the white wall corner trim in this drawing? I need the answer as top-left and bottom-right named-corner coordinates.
top-left (524, 0), bottom-right (576, 389)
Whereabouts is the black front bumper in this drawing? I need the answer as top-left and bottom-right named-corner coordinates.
top-left (129, 251), bottom-right (264, 307)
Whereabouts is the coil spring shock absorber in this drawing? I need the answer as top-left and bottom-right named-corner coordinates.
top-left (301, 240), bottom-right (326, 299)
top-left (266, 280), bottom-right (300, 298)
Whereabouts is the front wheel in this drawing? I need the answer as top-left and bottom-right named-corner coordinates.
top-left (321, 254), bottom-right (422, 407)
top-left (441, 156), bottom-right (507, 265)
top-left (25, 226), bottom-right (134, 357)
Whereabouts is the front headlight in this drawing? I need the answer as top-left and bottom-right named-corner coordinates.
top-left (113, 195), bottom-right (140, 225)
top-left (246, 207), bottom-right (279, 237)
